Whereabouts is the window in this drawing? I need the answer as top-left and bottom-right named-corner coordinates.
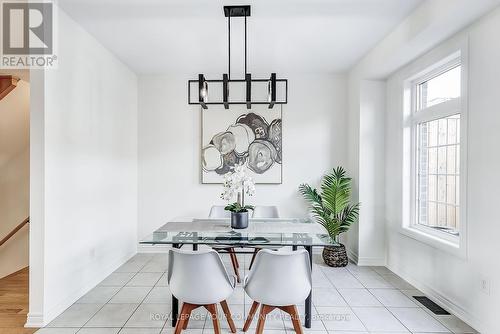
top-left (416, 65), bottom-right (461, 110)
top-left (416, 114), bottom-right (460, 235)
top-left (406, 55), bottom-right (465, 243)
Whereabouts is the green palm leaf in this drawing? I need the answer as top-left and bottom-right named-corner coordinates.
top-left (299, 167), bottom-right (360, 240)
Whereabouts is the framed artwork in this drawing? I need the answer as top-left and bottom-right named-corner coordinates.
top-left (201, 105), bottom-right (282, 184)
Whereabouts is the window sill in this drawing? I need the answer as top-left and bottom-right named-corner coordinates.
top-left (399, 225), bottom-right (466, 259)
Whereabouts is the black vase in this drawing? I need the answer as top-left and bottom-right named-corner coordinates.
top-left (231, 211), bottom-right (249, 229)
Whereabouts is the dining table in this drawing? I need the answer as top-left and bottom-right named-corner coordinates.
top-left (139, 217), bottom-right (338, 329)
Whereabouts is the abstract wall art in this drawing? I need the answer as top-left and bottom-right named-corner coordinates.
top-left (201, 105), bottom-right (282, 184)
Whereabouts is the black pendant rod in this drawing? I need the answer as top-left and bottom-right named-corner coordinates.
top-left (228, 13), bottom-right (231, 80)
top-left (189, 6), bottom-right (288, 110)
top-left (244, 14), bottom-right (247, 75)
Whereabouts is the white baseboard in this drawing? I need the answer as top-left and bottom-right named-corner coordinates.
top-left (25, 312), bottom-right (44, 328)
top-left (356, 256), bottom-right (386, 266)
top-left (346, 247), bottom-right (359, 263)
top-left (386, 262), bottom-right (491, 334)
top-left (346, 247), bottom-right (385, 266)
top-left (25, 250), bottom-right (136, 328)
top-left (138, 244), bottom-right (171, 253)
top-left (138, 242), bottom-right (383, 267)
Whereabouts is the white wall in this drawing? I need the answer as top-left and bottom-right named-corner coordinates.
top-left (384, 9), bottom-right (500, 333)
top-left (345, 1), bottom-right (500, 332)
top-left (345, 0), bottom-right (500, 267)
top-left (0, 79), bottom-right (29, 279)
top-left (345, 79), bottom-right (387, 265)
top-left (28, 7), bottom-right (138, 326)
top-left (28, 68), bottom-right (45, 327)
top-left (357, 80), bottom-right (386, 265)
top-left (138, 74), bottom-right (348, 240)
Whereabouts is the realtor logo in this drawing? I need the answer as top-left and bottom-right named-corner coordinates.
top-left (1, 1), bottom-right (57, 68)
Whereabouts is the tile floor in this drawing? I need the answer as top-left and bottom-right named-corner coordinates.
top-left (35, 250), bottom-right (478, 334)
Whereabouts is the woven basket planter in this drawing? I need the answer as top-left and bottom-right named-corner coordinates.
top-left (322, 244), bottom-right (348, 267)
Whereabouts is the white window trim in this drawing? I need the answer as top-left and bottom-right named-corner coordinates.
top-left (401, 43), bottom-right (469, 259)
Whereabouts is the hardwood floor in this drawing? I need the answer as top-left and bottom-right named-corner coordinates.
top-left (0, 267), bottom-right (37, 334)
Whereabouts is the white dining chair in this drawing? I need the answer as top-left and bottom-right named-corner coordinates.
top-left (168, 248), bottom-right (237, 334)
top-left (243, 249), bottom-right (312, 334)
top-left (248, 205), bottom-right (280, 270)
top-left (251, 205), bottom-right (279, 218)
top-left (208, 205), bottom-right (241, 282)
top-left (209, 205), bottom-right (231, 218)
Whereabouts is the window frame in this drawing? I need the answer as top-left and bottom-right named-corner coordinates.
top-left (402, 47), bottom-right (468, 258)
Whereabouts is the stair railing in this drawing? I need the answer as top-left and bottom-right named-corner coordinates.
top-left (0, 217), bottom-right (29, 248)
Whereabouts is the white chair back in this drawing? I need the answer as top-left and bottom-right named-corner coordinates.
top-left (168, 248), bottom-right (235, 304)
top-left (244, 249), bottom-right (311, 306)
top-left (209, 205), bottom-right (231, 218)
top-left (252, 205), bottom-right (279, 218)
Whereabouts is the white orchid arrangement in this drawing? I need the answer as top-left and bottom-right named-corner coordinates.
top-left (221, 164), bottom-right (256, 213)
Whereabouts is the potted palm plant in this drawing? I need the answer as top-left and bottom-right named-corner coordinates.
top-left (299, 166), bottom-right (360, 267)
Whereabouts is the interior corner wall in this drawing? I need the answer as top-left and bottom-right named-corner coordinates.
top-left (345, 78), bottom-right (387, 266)
top-left (137, 74), bottom-right (349, 241)
top-left (358, 80), bottom-right (386, 265)
top-left (28, 69), bottom-right (45, 328)
top-left (28, 7), bottom-right (138, 326)
top-left (345, 76), bottom-right (360, 261)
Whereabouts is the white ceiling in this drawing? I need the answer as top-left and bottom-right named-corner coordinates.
top-left (58, 0), bottom-right (423, 75)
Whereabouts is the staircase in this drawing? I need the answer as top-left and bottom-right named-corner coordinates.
top-left (0, 268), bottom-right (36, 333)
top-left (0, 78), bottom-right (30, 331)
top-left (0, 218), bottom-right (35, 333)
top-left (0, 75), bottom-right (19, 101)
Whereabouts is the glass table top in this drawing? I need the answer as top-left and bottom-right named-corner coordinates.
top-left (140, 218), bottom-right (338, 247)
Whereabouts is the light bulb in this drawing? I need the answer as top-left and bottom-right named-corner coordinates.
top-left (200, 81), bottom-right (208, 102)
top-left (267, 80), bottom-right (272, 102)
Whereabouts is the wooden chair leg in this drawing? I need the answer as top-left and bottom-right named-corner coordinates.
top-left (249, 248), bottom-right (260, 270)
top-left (229, 250), bottom-right (241, 283)
top-left (183, 303), bottom-right (201, 329)
top-left (279, 305), bottom-right (303, 334)
top-left (220, 300), bottom-right (237, 333)
top-left (205, 303), bottom-right (221, 334)
top-left (243, 301), bottom-right (260, 332)
top-left (175, 303), bottom-right (198, 334)
top-left (229, 248), bottom-right (239, 268)
top-left (182, 304), bottom-right (194, 330)
top-left (256, 304), bottom-right (275, 334)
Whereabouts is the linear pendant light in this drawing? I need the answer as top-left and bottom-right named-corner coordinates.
top-left (187, 5), bottom-right (288, 109)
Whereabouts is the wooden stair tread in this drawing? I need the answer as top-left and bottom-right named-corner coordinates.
top-left (0, 267), bottom-right (35, 330)
top-left (0, 329), bottom-right (37, 334)
top-left (0, 308), bottom-right (23, 313)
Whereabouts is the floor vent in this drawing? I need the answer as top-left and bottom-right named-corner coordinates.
top-left (413, 296), bottom-right (450, 315)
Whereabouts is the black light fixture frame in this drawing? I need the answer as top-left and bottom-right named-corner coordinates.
top-left (188, 5), bottom-right (288, 110)
top-left (188, 77), bottom-right (288, 109)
